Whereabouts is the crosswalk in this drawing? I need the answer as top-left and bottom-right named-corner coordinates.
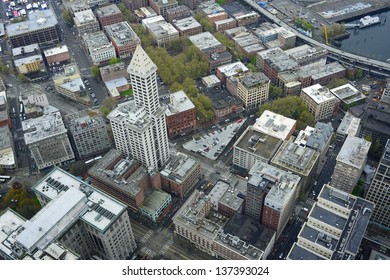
top-left (140, 247), bottom-right (156, 258)
top-left (296, 217), bottom-right (306, 223)
top-left (140, 230), bottom-right (153, 243)
top-left (161, 239), bottom-right (173, 255)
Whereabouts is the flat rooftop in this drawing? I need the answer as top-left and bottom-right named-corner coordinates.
top-left (189, 32), bottom-right (222, 52)
top-left (12, 43), bottom-right (40, 56)
top-left (58, 77), bottom-right (85, 93)
top-left (22, 110), bottom-right (67, 145)
top-left (107, 100), bottom-right (152, 133)
top-left (139, 189), bottom-right (171, 215)
top-left (7, 9), bottom-right (58, 36)
top-left (301, 84), bottom-right (336, 104)
top-left (234, 126), bottom-right (282, 160)
top-left (44, 45), bottom-right (69, 57)
top-left (198, 1), bottom-right (225, 15)
top-left (87, 149), bottom-right (144, 198)
top-left (257, 48), bottom-right (298, 72)
top-left (105, 21), bottom-right (140, 46)
top-left (285, 44), bottom-right (327, 63)
top-left (33, 167), bottom-right (127, 233)
top-left (239, 72), bottom-right (269, 88)
top-left (148, 20), bottom-right (179, 37)
top-left (96, 4), bottom-right (121, 17)
top-left (160, 152), bottom-right (198, 184)
top-left (272, 141), bottom-right (319, 176)
top-left (331, 83), bottom-right (366, 105)
top-left (15, 187), bottom-right (87, 253)
top-left (253, 110), bottom-right (296, 140)
top-left (165, 90), bottom-right (195, 116)
top-left (83, 31), bottom-right (112, 51)
top-left (173, 17), bottom-right (201, 31)
top-left (218, 181), bottom-right (247, 212)
top-left (223, 213), bottom-right (275, 251)
top-left (74, 9), bottom-right (97, 25)
top-left (0, 126), bottom-right (16, 168)
top-left (288, 243), bottom-right (326, 260)
top-left (14, 54), bottom-right (43, 67)
top-left (337, 112), bottom-right (361, 137)
top-left (337, 135), bottom-right (370, 169)
top-left (173, 190), bottom-right (227, 240)
top-left (301, 62), bottom-right (345, 80)
top-left (65, 111), bottom-right (105, 134)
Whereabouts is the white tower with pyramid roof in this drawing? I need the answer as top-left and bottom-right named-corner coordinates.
top-left (108, 45), bottom-right (170, 169)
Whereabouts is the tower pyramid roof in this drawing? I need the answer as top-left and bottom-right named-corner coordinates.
top-left (127, 44), bottom-right (157, 78)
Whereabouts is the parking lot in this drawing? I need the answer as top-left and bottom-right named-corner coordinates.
top-left (182, 119), bottom-right (246, 160)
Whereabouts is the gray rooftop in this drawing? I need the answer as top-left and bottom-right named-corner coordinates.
top-left (306, 122), bottom-right (333, 151)
top-left (258, 47), bottom-right (298, 72)
top-left (173, 17), bottom-right (201, 31)
top-left (87, 149), bottom-right (144, 198)
top-left (12, 43), bottom-right (40, 56)
top-left (288, 243), bottom-right (326, 260)
top-left (83, 31), bottom-right (112, 52)
top-left (139, 189), bottom-right (171, 215)
top-left (337, 135), bottom-right (370, 169)
top-left (217, 62), bottom-right (249, 77)
top-left (65, 111), bottom-right (105, 134)
top-left (32, 167), bottom-right (127, 233)
top-left (293, 183), bottom-right (376, 260)
top-left (74, 9), bottom-right (97, 25)
top-left (285, 44), bottom-right (327, 63)
top-left (189, 32), bottom-right (223, 51)
top-left (96, 4), bottom-right (121, 17)
top-left (105, 21), bottom-right (140, 46)
top-left (58, 77), bottom-right (85, 93)
top-left (198, 1), bottom-right (225, 15)
top-left (331, 83), bottom-right (366, 105)
top-left (223, 213), bottom-right (275, 251)
top-left (234, 126), bottom-right (282, 160)
top-left (160, 152), bottom-right (199, 184)
top-left (239, 72), bottom-right (269, 88)
top-left (300, 62), bottom-right (346, 80)
top-left (22, 110), bottom-right (67, 145)
top-left (272, 141), bottom-right (319, 176)
top-left (301, 84), bottom-right (336, 104)
top-left (108, 100), bottom-right (153, 133)
top-left (173, 190), bottom-right (227, 240)
top-left (218, 181), bottom-right (247, 212)
top-left (165, 90), bottom-right (195, 116)
top-left (14, 54), bottom-right (44, 67)
top-left (337, 112), bottom-right (360, 137)
top-left (7, 10), bottom-right (58, 36)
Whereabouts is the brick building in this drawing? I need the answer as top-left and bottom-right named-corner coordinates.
top-left (165, 90), bottom-right (196, 138)
top-left (160, 152), bottom-right (201, 198)
top-left (172, 17), bottom-right (202, 37)
top-left (96, 4), bottom-right (123, 29)
top-left (43, 45), bottom-right (71, 66)
top-left (105, 21), bottom-right (140, 59)
top-left (166, 5), bottom-right (192, 23)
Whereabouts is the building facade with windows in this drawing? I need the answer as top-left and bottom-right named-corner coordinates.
top-left (22, 108), bottom-right (75, 171)
top-left (331, 135), bottom-right (370, 193)
top-left (365, 139), bottom-right (390, 229)
top-left (108, 45), bottom-right (170, 169)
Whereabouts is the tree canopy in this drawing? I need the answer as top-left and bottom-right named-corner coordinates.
top-left (100, 97), bottom-right (118, 117)
top-left (1, 183), bottom-right (41, 219)
top-left (257, 96), bottom-right (314, 130)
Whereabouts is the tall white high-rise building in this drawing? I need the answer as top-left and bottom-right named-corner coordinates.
top-left (109, 45), bottom-right (169, 169)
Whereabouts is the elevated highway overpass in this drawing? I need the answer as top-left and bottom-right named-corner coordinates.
top-left (241, 0), bottom-right (390, 76)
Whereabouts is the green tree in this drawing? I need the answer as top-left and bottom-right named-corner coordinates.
top-left (257, 96), bottom-right (315, 130)
top-left (194, 12), bottom-right (215, 33)
top-left (63, 10), bottom-right (72, 26)
top-left (16, 198), bottom-right (42, 219)
top-left (0, 167), bottom-right (4, 175)
top-left (295, 18), bottom-right (314, 31)
top-left (364, 135), bottom-right (372, 142)
top-left (69, 161), bottom-right (88, 177)
top-left (17, 73), bottom-right (27, 82)
top-left (91, 65), bottom-right (100, 78)
top-left (355, 68), bottom-right (364, 79)
top-left (269, 84), bottom-right (284, 99)
top-left (326, 78), bottom-right (349, 89)
top-left (109, 57), bottom-right (121, 64)
top-left (99, 98), bottom-right (118, 117)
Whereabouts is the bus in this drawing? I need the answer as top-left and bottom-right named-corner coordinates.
top-left (0, 175), bottom-right (11, 179)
